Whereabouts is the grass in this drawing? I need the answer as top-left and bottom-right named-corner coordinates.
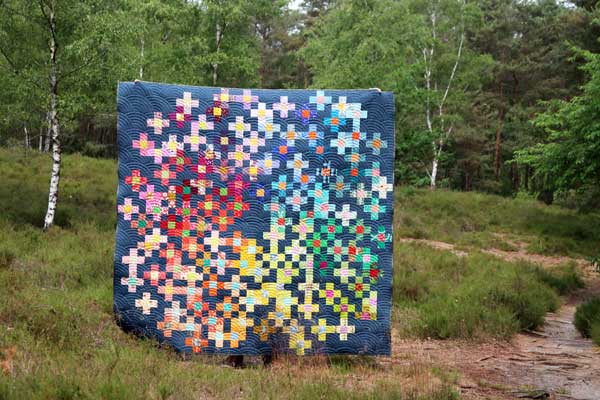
top-left (0, 147), bottom-right (594, 398)
top-left (395, 186), bottom-right (600, 258)
top-left (532, 263), bottom-right (585, 295)
top-left (392, 243), bottom-right (571, 339)
top-left (574, 297), bottom-right (600, 346)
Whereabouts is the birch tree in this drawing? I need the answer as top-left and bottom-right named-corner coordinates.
top-left (0, 0), bottom-right (127, 229)
top-left (126, 0), bottom-right (195, 84)
top-left (42, 0), bottom-right (60, 229)
top-left (417, 0), bottom-right (468, 189)
top-left (200, 0), bottom-right (261, 87)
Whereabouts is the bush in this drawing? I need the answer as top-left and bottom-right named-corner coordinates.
top-left (483, 272), bottom-right (558, 331)
top-left (394, 244), bottom-right (569, 339)
top-left (533, 263), bottom-right (585, 295)
top-left (417, 296), bottom-right (519, 339)
top-left (590, 322), bottom-right (600, 346)
top-left (416, 267), bottom-right (560, 339)
top-left (574, 297), bottom-right (600, 345)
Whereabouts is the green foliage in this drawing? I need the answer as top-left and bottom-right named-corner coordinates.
top-left (299, 0), bottom-right (597, 193)
top-left (1, 0), bottom-right (599, 203)
top-left (532, 263), bottom-right (585, 295)
top-left (574, 297), bottom-right (600, 345)
top-left (300, 0), bottom-right (425, 182)
top-left (516, 50), bottom-right (600, 193)
top-left (0, 0), bottom-right (133, 138)
top-left (301, 0), bottom-right (493, 186)
top-left (457, 0), bottom-right (597, 194)
top-left (301, 0), bottom-right (421, 90)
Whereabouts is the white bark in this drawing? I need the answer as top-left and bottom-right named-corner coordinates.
top-left (212, 21), bottom-right (222, 86)
top-left (38, 127), bottom-right (43, 152)
top-left (424, 0), bottom-right (465, 190)
top-left (430, 158), bottom-right (439, 189)
top-left (44, 114), bottom-right (60, 230)
top-left (139, 37), bottom-right (144, 79)
top-left (24, 125), bottom-right (29, 149)
top-left (44, 111), bottom-right (51, 152)
top-left (43, 2), bottom-right (61, 230)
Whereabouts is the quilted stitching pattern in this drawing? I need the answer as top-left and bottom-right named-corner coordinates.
top-left (114, 82), bottom-right (394, 355)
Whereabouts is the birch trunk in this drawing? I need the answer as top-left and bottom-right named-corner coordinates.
top-left (139, 37), bottom-right (144, 79)
top-left (43, 4), bottom-right (61, 231)
top-left (212, 22), bottom-right (221, 86)
top-left (430, 140), bottom-right (444, 189)
top-left (44, 111), bottom-right (51, 152)
top-left (423, 1), bottom-right (465, 190)
top-left (24, 125), bottom-right (29, 149)
top-left (38, 127), bottom-right (43, 152)
top-left (430, 158), bottom-right (439, 189)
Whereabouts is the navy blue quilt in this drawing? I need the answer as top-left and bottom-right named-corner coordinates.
top-left (114, 81), bottom-right (394, 355)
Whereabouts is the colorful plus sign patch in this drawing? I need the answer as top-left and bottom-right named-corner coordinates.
top-left (115, 81), bottom-right (394, 355)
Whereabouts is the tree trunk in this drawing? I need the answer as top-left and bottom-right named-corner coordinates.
top-left (24, 125), bottom-right (29, 149)
top-left (512, 162), bottom-right (519, 191)
top-left (43, 4), bottom-right (61, 231)
top-left (423, 2), bottom-right (465, 191)
top-left (44, 111), bottom-right (51, 152)
top-left (465, 172), bottom-right (472, 191)
top-left (212, 22), bottom-right (221, 86)
top-left (38, 126), bottom-right (43, 152)
top-left (494, 108), bottom-right (504, 178)
top-left (430, 157), bottom-right (439, 189)
top-left (139, 37), bottom-right (144, 79)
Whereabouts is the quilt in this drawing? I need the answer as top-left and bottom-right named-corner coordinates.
top-left (114, 81), bottom-right (394, 355)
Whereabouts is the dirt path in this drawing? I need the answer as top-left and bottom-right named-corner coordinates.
top-left (507, 301), bottom-right (600, 399)
top-left (398, 237), bottom-right (589, 267)
top-left (395, 237), bottom-right (600, 399)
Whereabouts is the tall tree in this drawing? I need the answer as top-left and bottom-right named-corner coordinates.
top-left (301, 0), bottom-right (489, 187)
top-left (300, 0), bottom-right (425, 181)
top-left (467, 0), bottom-right (596, 194)
top-left (254, 1), bottom-right (309, 88)
top-left (0, 0), bottom-right (127, 229)
top-left (301, 0), bottom-right (420, 90)
top-left (415, 0), bottom-right (469, 189)
top-left (200, 0), bottom-right (261, 87)
top-left (516, 50), bottom-right (600, 197)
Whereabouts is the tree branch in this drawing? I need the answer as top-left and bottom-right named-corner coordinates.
top-left (0, 42), bottom-right (19, 73)
top-left (38, 0), bottom-right (57, 48)
top-left (0, 45), bottom-right (45, 90)
top-left (438, 0), bottom-right (466, 114)
top-left (59, 52), bottom-right (100, 82)
top-left (439, 31), bottom-right (464, 114)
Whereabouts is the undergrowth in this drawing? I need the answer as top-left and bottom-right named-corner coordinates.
top-left (392, 243), bottom-right (582, 339)
top-left (574, 297), bottom-right (600, 346)
top-left (395, 186), bottom-right (600, 258)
